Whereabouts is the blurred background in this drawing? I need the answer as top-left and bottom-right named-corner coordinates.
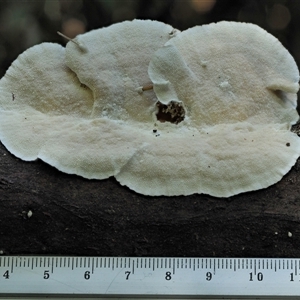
top-left (0, 0), bottom-right (299, 77)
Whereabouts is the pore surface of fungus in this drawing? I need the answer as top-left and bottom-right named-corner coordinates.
top-left (0, 20), bottom-right (299, 198)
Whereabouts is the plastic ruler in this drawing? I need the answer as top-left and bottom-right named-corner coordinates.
top-left (0, 256), bottom-right (300, 299)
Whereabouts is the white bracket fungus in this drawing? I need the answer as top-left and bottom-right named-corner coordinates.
top-left (0, 20), bottom-right (299, 198)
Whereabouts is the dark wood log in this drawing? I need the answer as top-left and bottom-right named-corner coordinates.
top-left (0, 140), bottom-right (300, 258)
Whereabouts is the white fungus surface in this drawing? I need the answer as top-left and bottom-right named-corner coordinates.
top-left (0, 20), bottom-right (299, 198)
top-left (65, 19), bottom-right (178, 123)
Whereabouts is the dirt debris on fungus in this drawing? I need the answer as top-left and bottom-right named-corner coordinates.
top-left (155, 101), bottom-right (185, 124)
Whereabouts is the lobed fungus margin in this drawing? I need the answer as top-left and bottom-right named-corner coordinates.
top-left (0, 20), bottom-right (299, 197)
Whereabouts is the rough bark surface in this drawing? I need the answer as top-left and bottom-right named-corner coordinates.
top-left (0, 141), bottom-right (300, 258)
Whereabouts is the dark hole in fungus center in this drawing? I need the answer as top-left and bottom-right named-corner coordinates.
top-left (155, 101), bottom-right (185, 124)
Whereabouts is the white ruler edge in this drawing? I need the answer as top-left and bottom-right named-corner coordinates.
top-left (0, 256), bottom-right (300, 299)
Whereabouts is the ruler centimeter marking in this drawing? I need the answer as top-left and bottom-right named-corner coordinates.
top-left (0, 257), bottom-right (300, 298)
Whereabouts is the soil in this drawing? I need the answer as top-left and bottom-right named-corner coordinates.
top-left (0, 141), bottom-right (300, 258)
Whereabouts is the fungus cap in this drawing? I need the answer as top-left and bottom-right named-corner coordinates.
top-left (0, 20), bottom-right (179, 179)
top-left (65, 19), bottom-right (178, 122)
top-left (142, 21), bottom-right (300, 196)
top-left (0, 20), bottom-right (299, 198)
top-left (149, 21), bottom-right (300, 127)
